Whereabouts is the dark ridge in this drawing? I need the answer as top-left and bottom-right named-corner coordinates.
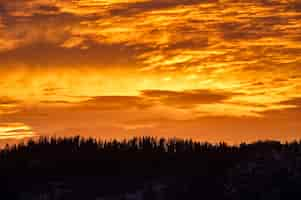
top-left (1, 136), bottom-right (301, 200)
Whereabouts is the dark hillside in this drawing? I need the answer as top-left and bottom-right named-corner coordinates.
top-left (1, 136), bottom-right (301, 200)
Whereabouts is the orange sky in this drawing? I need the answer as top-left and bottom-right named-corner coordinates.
top-left (0, 0), bottom-right (301, 145)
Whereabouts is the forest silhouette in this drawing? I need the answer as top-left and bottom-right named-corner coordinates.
top-left (1, 136), bottom-right (301, 199)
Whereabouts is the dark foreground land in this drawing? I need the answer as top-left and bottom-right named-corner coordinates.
top-left (1, 136), bottom-right (301, 200)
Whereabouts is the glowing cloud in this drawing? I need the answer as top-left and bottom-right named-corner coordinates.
top-left (0, 123), bottom-right (36, 140)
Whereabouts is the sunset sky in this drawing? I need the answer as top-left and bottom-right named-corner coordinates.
top-left (0, 0), bottom-right (301, 144)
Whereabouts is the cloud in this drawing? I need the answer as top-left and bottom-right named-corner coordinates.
top-left (0, 40), bottom-right (141, 67)
top-left (0, 97), bottom-right (20, 105)
top-left (277, 98), bottom-right (301, 107)
top-left (141, 89), bottom-right (238, 108)
top-left (0, 122), bottom-right (36, 141)
top-left (78, 96), bottom-right (153, 110)
top-left (0, 97), bottom-right (21, 115)
top-left (1, 0), bottom-right (301, 75)
top-left (253, 97), bottom-right (301, 130)
top-left (0, 0), bottom-right (301, 142)
top-left (70, 89), bottom-right (242, 111)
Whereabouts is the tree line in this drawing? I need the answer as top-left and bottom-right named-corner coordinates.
top-left (1, 136), bottom-right (301, 199)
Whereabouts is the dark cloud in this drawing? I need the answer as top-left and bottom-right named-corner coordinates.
top-left (78, 96), bottom-right (153, 110)
top-left (141, 89), bottom-right (239, 108)
top-left (38, 89), bottom-right (241, 111)
top-left (278, 98), bottom-right (301, 107)
top-left (110, 0), bottom-right (216, 17)
top-left (164, 37), bottom-right (209, 51)
top-left (3, 128), bottom-right (32, 134)
top-left (0, 97), bottom-right (20, 105)
top-left (218, 18), bottom-right (286, 41)
top-left (252, 98), bottom-right (301, 124)
top-left (287, 2), bottom-right (301, 12)
top-left (42, 87), bottom-right (63, 96)
top-left (0, 4), bottom-right (6, 14)
top-left (37, 5), bottom-right (60, 13)
top-left (0, 40), bottom-right (142, 68)
top-left (40, 100), bottom-right (72, 104)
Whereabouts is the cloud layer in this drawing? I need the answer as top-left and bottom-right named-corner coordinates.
top-left (0, 0), bottom-right (301, 143)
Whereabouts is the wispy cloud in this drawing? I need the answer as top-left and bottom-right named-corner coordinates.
top-left (0, 123), bottom-right (37, 140)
